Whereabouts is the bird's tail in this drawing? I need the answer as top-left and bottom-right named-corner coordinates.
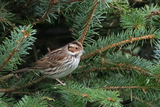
top-left (14, 67), bottom-right (32, 74)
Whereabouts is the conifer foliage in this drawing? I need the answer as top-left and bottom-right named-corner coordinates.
top-left (0, 0), bottom-right (160, 106)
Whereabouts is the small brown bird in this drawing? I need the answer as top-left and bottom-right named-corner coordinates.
top-left (15, 41), bottom-right (85, 86)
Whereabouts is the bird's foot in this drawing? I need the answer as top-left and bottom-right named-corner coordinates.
top-left (55, 78), bottom-right (66, 86)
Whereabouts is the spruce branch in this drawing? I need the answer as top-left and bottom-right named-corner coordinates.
top-left (79, 0), bottom-right (99, 43)
top-left (80, 59), bottom-right (160, 79)
top-left (15, 94), bottom-right (48, 107)
top-left (0, 76), bottom-right (45, 92)
top-left (79, 67), bottom-right (128, 79)
top-left (133, 97), bottom-right (155, 107)
top-left (1, 101), bottom-right (11, 107)
top-left (101, 58), bottom-right (160, 78)
top-left (109, 4), bottom-right (122, 11)
top-left (42, 0), bottom-right (57, 22)
top-left (0, 18), bottom-right (15, 27)
top-left (33, 0), bottom-right (84, 25)
top-left (124, 92), bottom-right (155, 107)
top-left (81, 34), bottom-right (155, 60)
top-left (0, 30), bottom-right (31, 72)
top-left (153, 40), bottom-right (160, 65)
top-left (0, 68), bottom-right (29, 82)
top-left (67, 89), bottom-right (116, 103)
top-left (0, 25), bottom-right (36, 71)
top-left (33, 0), bottom-right (57, 25)
top-left (0, 1), bottom-right (15, 31)
top-left (146, 10), bottom-right (160, 19)
top-left (102, 86), bottom-right (155, 90)
top-left (57, 82), bottom-right (122, 106)
top-left (0, 1), bottom-right (160, 106)
top-left (67, 89), bottom-right (89, 98)
top-left (114, 62), bottom-right (160, 78)
top-left (102, 57), bottom-right (160, 78)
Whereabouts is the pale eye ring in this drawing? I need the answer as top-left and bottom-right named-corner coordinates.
top-left (75, 47), bottom-right (78, 50)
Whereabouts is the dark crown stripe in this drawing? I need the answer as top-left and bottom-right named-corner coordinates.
top-left (71, 41), bottom-right (82, 47)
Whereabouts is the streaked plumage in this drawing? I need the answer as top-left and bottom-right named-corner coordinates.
top-left (15, 41), bottom-right (84, 85)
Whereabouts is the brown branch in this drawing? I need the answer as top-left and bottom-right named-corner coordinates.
top-left (67, 89), bottom-right (116, 102)
top-left (79, 0), bottom-right (99, 43)
top-left (80, 56), bottom-right (160, 79)
top-left (102, 85), bottom-right (156, 107)
top-left (12, 91), bottom-right (33, 95)
top-left (0, 30), bottom-right (31, 72)
top-left (102, 86), bottom-right (154, 90)
top-left (81, 34), bottom-right (155, 60)
top-left (80, 64), bottom-right (160, 79)
top-left (114, 62), bottom-right (160, 78)
top-left (0, 76), bottom-right (46, 92)
top-left (101, 59), bottom-right (160, 78)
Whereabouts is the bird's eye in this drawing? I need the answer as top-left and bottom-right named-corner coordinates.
top-left (75, 47), bottom-right (78, 50)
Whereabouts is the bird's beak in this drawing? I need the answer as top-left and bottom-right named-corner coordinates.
top-left (82, 49), bottom-right (85, 53)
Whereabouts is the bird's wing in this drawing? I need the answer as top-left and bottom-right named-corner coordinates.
top-left (32, 49), bottom-right (66, 69)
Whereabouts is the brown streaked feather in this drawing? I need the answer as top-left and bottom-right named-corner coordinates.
top-left (32, 58), bottom-right (50, 69)
top-left (32, 48), bottom-right (66, 69)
